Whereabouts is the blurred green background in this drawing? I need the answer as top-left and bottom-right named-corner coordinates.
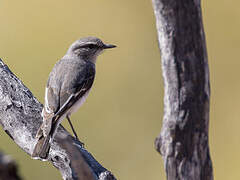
top-left (0, 0), bottom-right (239, 179)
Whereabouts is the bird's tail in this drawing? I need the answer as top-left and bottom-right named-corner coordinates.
top-left (32, 126), bottom-right (51, 160)
top-left (32, 107), bottom-right (64, 160)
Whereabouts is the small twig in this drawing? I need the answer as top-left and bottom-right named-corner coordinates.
top-left (0, 151), bottom-right (22, 180)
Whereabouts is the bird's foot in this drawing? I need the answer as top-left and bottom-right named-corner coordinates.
top-left (76, 138), bottom-right (85, 148)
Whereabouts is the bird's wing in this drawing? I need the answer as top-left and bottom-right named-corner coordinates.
top-left (39, 65), bottom-right (62, 137)
top-left (53, 61), bottom-right (95, 118)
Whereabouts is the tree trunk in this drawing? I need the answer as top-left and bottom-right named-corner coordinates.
top-left (152, 0), bottom-right (213, 179)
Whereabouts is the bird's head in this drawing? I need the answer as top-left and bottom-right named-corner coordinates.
top-left (67, 37), bottom-right (116, 63)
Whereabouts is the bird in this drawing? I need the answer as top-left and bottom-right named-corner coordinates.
top-left (32, 37), bottom-right (116, 159)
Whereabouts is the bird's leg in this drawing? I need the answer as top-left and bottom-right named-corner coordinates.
top-left (66, 115), bottom-right (79, 141)
top-left (66, 115), bottom-right (85, 147)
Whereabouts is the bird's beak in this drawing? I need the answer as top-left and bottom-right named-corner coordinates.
top-left (103, 44), bottom-right (117, 49)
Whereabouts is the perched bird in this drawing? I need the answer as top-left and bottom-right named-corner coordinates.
top-left (32, 37), bottom-right (116, 159)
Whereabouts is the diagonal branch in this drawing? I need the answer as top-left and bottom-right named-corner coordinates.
top-left (0, 59), bottom-right (116, 180)
top-left (152, 0), bottom-right (213, 179)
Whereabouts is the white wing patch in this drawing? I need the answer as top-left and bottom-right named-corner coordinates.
top-left (67, 89), bottom-right (91, 115)
top-left (44, 87), bottom-right (52, 114)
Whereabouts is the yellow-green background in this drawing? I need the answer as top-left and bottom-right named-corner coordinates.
top-left (0, 1), bottom-right (239, 179)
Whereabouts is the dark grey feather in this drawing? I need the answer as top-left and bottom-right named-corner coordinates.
top-left (47, 58), bottom-right (95, 115)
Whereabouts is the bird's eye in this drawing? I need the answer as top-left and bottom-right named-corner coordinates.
top-left (88, 44), bottom-right (96, 49)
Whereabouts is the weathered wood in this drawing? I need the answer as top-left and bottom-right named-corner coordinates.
top-left (0, 59), bottom-right (116, 180)
top-left (152, 0), bottom-right (213, 179)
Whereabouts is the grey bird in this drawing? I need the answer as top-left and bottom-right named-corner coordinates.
top-left (32, 37), bottom-right (116, 159)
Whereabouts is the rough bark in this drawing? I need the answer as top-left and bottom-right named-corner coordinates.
top-left (0, 59), bottom-right (116, 180)
top-left (152, 0), bottom-right (213, 180)
top-left (0, 151), bottom-right (22, 180)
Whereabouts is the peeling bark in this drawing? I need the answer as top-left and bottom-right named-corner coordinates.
top-left (0, 59), bottom-right (116, 180)
top-left (152, 0), bottom-right (213, 179)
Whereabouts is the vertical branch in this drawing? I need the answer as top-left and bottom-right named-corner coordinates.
top-left (152, 0), bottom-right (213, 180)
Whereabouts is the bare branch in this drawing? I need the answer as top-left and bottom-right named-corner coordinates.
top-left (152, 0), bottom-right (213, 179)
top-left (0, 59), bottom-right (116, 180)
